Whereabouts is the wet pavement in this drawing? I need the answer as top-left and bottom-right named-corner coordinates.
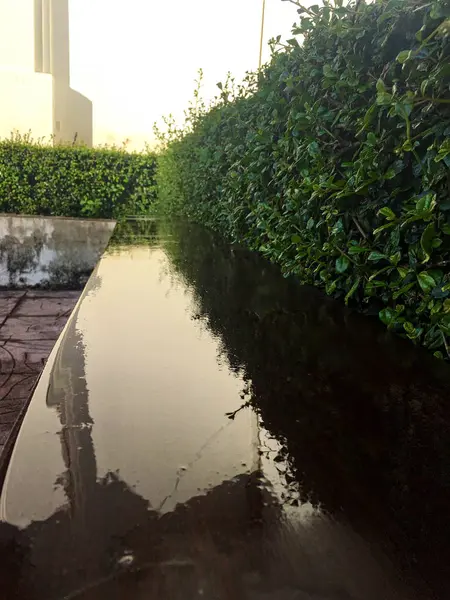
top-left (0, 215), bottom-right (115, 464)
top-left (0, 290), bottom-right (79, 457)
top-left (1, 220), bottom-right (450, 599)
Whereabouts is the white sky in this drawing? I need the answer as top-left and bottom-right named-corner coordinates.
top-left (69, 0), bottom-right (300, 149)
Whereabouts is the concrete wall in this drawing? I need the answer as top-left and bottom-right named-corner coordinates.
top-left (0, 68), bottom-right (53, 141)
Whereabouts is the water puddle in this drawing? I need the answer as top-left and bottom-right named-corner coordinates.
top-left (1, 219), bottom-right (450, 599)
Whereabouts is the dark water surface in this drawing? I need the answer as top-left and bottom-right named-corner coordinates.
top-left (0, 215), bottom-right (116, 288)
top-left (1, 220), bottom-right (450, 599)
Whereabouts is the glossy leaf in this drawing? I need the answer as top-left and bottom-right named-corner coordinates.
top-left (368, 251), bottom-right (386, 262)
top-left (345, 277), bottom-right (360, 305)
top-left (379, 307), bottom-right (395, 326)
top-left (336, 255), bottom-right (350, 273)
top-left (378, 207), bottom-right (396, 221)
top-left (420, 223), bottom-right (435, 263)
top-left (417, 272), bottom-right (436, 294)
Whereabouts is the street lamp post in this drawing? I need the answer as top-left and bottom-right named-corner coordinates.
top-left (259, 0), bottom-right (266, 69)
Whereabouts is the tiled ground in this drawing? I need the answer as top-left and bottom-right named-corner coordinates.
top-left (0, 291), bottom-right (80, 456)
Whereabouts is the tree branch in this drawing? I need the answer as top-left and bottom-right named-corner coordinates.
top-left (352, 216), bottom-right (368, 240)
top-left (281, 0), bottom-right (315, 16)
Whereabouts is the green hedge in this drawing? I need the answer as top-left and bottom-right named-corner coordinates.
top-left (0, 136), bottom-right (157, 219)
top-left (156, 0), bottom-right (450, 358)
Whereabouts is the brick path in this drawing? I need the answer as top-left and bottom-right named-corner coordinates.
top-left (0, 291), bottom-right (80, 457)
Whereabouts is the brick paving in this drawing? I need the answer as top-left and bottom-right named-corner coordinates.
top-left (0, 291), bottom-right (80, 457)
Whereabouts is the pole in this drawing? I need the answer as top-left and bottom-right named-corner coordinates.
top-left (258, 0), bottom-right (266, 69)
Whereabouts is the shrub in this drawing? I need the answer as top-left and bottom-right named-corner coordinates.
top-left (0, 134), bottom-right (157, 219)
top-left (155, 0), bottom-right (450, 359)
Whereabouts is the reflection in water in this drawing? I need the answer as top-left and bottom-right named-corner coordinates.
top-left (1, 220), bottom-right (450, 598)
top-left (162, 222), bottom-right (450, 597)
top-left (0, 215), bottom-right (115, 288)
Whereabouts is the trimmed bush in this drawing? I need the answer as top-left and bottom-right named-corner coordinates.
top-left (0, 135), bottom-right (157, 219)
top-left (155, 0), bottom-right (450, 358)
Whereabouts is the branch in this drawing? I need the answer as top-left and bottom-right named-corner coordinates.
top-left (352, 0), bottom-right (362, 23)
top-left (226, 401), bottom-right (251, 420)
top-left (427, 259), bottom-right (450, 268)
top-left (352, 216), bottom-right (368, 240)
top-left (281, 0), bottom-right (315, 16)
top-left (441, 331), bottom-right (450, 360)
top-left (335, 245), bottom-right (358, 266)
top-left (416, 97), bottom-right (450, 106)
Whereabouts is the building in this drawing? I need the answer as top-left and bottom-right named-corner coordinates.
top-left (0, 0), bottom-right (92, 146)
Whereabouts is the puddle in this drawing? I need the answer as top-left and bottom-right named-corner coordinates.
top-left (1, 220), bottom-right (450, 599)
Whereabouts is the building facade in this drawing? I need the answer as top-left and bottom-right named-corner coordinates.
top-left (0, 0), bottom-right (92, 145)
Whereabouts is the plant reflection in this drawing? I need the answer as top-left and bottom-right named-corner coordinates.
top-left (2, 219), bottom-right (450, 598)
top-left (160, 221), bottom-right (450, 596)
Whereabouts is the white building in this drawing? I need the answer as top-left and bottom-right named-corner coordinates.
top-left (0, 0), bottom-right (92, 146)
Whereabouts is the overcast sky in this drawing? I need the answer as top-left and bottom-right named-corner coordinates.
top-left (69, 0), bottom-right (300, 149)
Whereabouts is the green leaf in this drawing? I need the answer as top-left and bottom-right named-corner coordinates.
top-left (394, 102), bottom-right (413, 120)
top-left (420, 223), bottom-right (435, 263)
top-left (396, 50), bottom-right (412, 64)
top-left (331, 219), bottom-right (344, 235)
top-left (307, 141), bottom-right (320, 157)
top-left (393, 282), bottom-right (415, 300)
top-left (404, 322), bottom-right (423, 340)
top-left (369, 266), bottom-right (392, 281)
top-left (432, 286), bottom-right (450, 299)
top-left (368, 251), bottom-right (386, 262)
top-left (322, 65), bottom-right (336, 78)
top-left (404, 321), bottom-right (415, 334)
top-left (345, 278), bottom-right (360, 305)
top-left (373, 222), bottom-right (396, 235)
top-left (417, 271), bottom-right (436, 293)
top-left (421, 79), bottom-right (429, 96)
top-left (378, 207), bottom-right (396, 220)
top-left (326, 280), bottom-right (337, 294)
top-left (362, 104), bottom-right (377, 129)
top-left (379, 307), bottom-right (395, 326)
top-left (336, 255), bottom-right (350, 273)
top-left (397, 267), bottom-right (409, 279)
top-left (416, 192), bottom-right (436, 213)
top-left (377, 93), bottom-right (393, 106)
top-left (348, 245), bottom-right (368, 255)
top-left (291, 234), bottom-right (301, 244)
top-left (376, 79), bottom-right (386, 93)
top-left (440, 315), bottom-right (450, 335)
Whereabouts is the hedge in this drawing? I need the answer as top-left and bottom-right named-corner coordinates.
top-left (155, 0), bottom-right (450, 359)
top-left (0, 135), bottom-right (157, 219)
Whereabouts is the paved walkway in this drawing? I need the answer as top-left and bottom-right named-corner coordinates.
top-left (0, 291), bottom-right (80, 457)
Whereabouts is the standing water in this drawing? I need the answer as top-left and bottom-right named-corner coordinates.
top-left (1, 219), bottom-right (450, 599)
